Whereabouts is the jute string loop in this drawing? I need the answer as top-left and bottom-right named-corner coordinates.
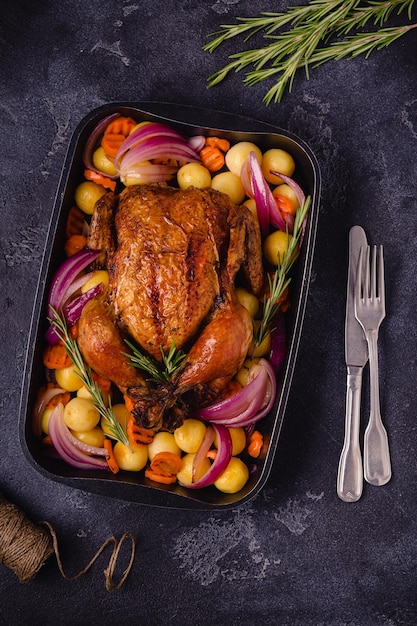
top-left (0, 493), bottom-right (136, 590)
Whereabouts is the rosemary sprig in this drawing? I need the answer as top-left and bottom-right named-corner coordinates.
top-left (253, 196), bottom-right (311, 349)
top-left (49, 308), bottom-right (129, 446)
top-left (204, 0), bottom-right (416, 104)
top-left (125, 339), bottom-right (186, 383)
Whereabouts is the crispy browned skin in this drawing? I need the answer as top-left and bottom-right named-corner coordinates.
top-left (79, 184), bottom-right (263, 430)
top-left (78, 297), bottom-right (145, 391)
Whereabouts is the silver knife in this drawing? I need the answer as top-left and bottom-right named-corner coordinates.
top-left (337, 226), bottom-right (368, 502)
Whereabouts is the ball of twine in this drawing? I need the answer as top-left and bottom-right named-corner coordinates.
top-left (0, 492), bottom-right (135, 591)
top-left (0, 493), bottom-right (53, 582)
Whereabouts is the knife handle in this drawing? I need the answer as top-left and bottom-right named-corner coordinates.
top-left (337, 366), bottom-right (363, 502)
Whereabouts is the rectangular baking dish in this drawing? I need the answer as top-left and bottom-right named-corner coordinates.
top-left (19, 102), bottom-right (321, 509)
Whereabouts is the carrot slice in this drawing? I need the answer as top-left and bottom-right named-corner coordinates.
top-left (127, 415), bottom-right (155, 446)
top-left (206, 137), bottom-right (230, 152)
top-left (144, 469), bottom-right (177, 484)
top-left (43, 342), bottom-right (72, 370)
top-left (274, 193), bottom-right (297, 217)
top-left (101, 117), bottom-right (137, 158)
top-left (46, 391), bottom-right (71, 409)
top-left (104, 116), bottom-right (137, 137)
top-left (149, 451), bottom-right (182, 477)
top-left (65, 205), bottom-right (86, 238)
top-left (84, 169), bottom-right (117, 191)
top-left (247, 431), bottom-right (263, 458)
top-left (64, 234), bottom-right (88, 257)
top-left (199, 146), bottom-right (225, 173)
top-left (101, 133), bottom-right (126, 158)
top-left (104, 439), bottom-right (119, 474)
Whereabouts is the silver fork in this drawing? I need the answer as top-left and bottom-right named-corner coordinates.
top-left (355, 245), bottom-right (391, 486)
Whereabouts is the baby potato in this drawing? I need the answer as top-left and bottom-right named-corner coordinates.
top-left (55, 364), bottom-right (84, 392)
top-left (235, 357), bottom-right (260, 387)
top-left (113, 441), bottom-right (148, 472)
top-left (92, 146), bottom-right (118, 177)
top-left (248, 320), bottom-right (271, 358)
top-left (177, 162), bottom-right (212, 190)
top-left (225, 141), bottom-right (262, 177)
top-left (214, 427), bottom-right (246, 456)
top-left (174, 419), bottom-right (207, 454)
top-left (211, 171), bottom-right (245, 205)
top-left (243, 198), bottom-right (258, 223)
top-left (263, 230), bottom-right (295, 266)
top-left (63, 397), bottom-right (100, 432)
top-left (272, 183), bottom-right (299, 211)
top-left (71, 426), bottom-right (105, 448)
top-left (148, 431), bottom-right (181, 461)
top-left (77, 384), bottom-right (111, 407)
top-left (74, 181), bottom-right (107, 215)
top-left (214, 457), bottom-right (249, 493)
top-left (235, 287), bottom-right (259, 319)
top-left (177, 453), bottom-right (211, 485)
top-left (81, 270), bottom-right (109, 294)
top-left (101, 403), bottom-right (130, 436)
top-left (41, 406), bottom-right (54, 435)
top-left (261, 149), bottom-right (295, 185)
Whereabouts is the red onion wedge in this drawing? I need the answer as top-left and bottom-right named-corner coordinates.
top-left (241, 152), bottom-right (286, 235)
top-left (269, 314), bottom-right (287, 375)
top-left (114, 122), bottom-right (200, 185)
top-left (82, 113), bottom-right (120, 178)
top-left (48, 403), bottom-right (108, 471)
top-left (188, 135), bottom-right (205, 152)
top-left (270, 171), bottom-right (305, 209)
top-left (32, 386), bottom-right (66, 437)
top-left (178, 424), bottom-right (232, 489)
top-left (45, 249), bottom-right (101, 344)
top-left (63, 282), bottom-right (104, 326)
top-left (197, 359), bottom-right (276, 429)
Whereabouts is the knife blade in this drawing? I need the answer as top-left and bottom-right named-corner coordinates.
top-left (337, 225), bottom-right (368, 502)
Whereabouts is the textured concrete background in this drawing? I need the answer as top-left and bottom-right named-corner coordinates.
top-left (1, 1), bottom-right (417, 624)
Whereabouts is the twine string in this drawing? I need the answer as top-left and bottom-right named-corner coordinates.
top-left (0, 493), bottom-right (135, 590)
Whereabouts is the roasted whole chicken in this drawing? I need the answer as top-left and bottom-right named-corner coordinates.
top-left (78, 184), bottom-right (264, 431)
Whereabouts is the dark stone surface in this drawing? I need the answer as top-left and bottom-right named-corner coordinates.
top-left (1, 1), bottom-right (417, 624)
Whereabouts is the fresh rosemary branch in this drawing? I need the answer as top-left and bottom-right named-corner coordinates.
top-left (204, 0), bottom-right (416, 104)
top-left (253, 196), bottom-right (311, 349)
top-left (125, 339), bottom-right (186, 383)
top-left (49, 308), bottom-right (129, 446)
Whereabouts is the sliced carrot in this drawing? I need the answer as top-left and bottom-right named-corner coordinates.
top-left (274, 194), bottom-right (297, 217)
top-left (46, 391), bottom-right (71, 409)
top-left (127, 414), bottom-right (155, 446)
top-left (144, 468), bottom-right (177, 484)
top-left (64, 234), bottom-right (88, 257)
top-left (104, 116), bottom-right (137, 137)
top-left (43, 342), bottom-right (72, 370)
top-left (84, 169), bottom-right (117, 191)
top-left (42, 435), bottom-right (53, 446)
top-left (101, 133), bottom-right (126, 158)
top-left (206, 136), bottom-right (230, 152)
top-left (66, 205), bottom-right (86, 238)
top-left (199, 146), bottom-right (225, 173)
top-left (124, 394), bottom-right (135, 414)
top-left (101, 117), bottom-right (137, 159)
top-left (149, 451), bottom-right (182, 477)
top-left (104, 439), bottom-right (119, 474)
top-left (206, 449), bottom-right (217, 460)
top-left (247, 430), bottom-right (263, 458)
